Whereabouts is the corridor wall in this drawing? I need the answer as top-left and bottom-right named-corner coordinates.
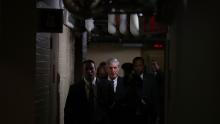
top-left (58, 25), bottom-right (75, 124)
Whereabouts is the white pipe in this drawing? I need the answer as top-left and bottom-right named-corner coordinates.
top-left (108, 13), bottom-right (116, 34)
top-left (119, 13), bottom-right (127, 34)
top-left (130, 14), bottom-right (139, 36)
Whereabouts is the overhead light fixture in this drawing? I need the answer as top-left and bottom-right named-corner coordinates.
top-left (139, 13), bottom-right (143, 16)
top-left (85, 18), bottom-right (94, 32)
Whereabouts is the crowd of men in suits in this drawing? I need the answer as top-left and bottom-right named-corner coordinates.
top-left (64, 57), bottom-right (163, 124)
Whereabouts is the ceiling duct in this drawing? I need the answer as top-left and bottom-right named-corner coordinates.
top-left (63, 0), bottom-right (108, 19)
top-left (108, 0), bottom-right (157, 14)
top-left (63, 0), bottom-right (158, 20)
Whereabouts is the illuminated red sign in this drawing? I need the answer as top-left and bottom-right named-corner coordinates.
top-left (153, 43), bottom-right (164, 48)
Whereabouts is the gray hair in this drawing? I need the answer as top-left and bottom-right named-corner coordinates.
top-left (106, 58), bottom-right (120, 66)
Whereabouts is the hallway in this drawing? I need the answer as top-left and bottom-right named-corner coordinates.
top-left (1, 0), bottom-right (220, 124)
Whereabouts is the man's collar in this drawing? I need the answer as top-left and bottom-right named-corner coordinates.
top-left (108, 76), bottom-right (118, 82)
top-left (140, 73), bottom-right (144, 80)
top-left (84, 77), bottom-right (96, 86)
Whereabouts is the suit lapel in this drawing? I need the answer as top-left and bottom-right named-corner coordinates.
top-left (80, 80), bottom-right (90, 103)
top-left (115, 77), bottom-right (123, 98)
top-left (115, 77), bottom-right (120, 94)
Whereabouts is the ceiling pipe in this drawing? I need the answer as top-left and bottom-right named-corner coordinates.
top-left (130, 14), bottom-right (139, 36)
top-left (119, 10), bottom-right (127, 34)
top-left (108, 8), bottom-right (117, 34)
top-left (63, 0), bottom-right (107, 19)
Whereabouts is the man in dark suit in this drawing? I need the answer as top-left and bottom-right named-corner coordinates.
top-left (132, 57), bottom-right (160, 124)
top-left (150, 60), bottom-right (165, 124)
top-left (106, 58), bottom-right (135, 124)
top-left (64, 60), bottom-right (112, 124)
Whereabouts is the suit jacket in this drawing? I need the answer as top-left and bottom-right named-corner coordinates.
top-left (133, 72), bottom-right (160, 124)
top-left (64, 78), bottom-right (112, 124)
top-left (108, 76), bottom-right (136, 124)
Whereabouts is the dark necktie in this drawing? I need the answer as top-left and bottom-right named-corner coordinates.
top-left (89, 84), bottom-right (94, 109)
top-left (110, 80), bottom-right (115, 93)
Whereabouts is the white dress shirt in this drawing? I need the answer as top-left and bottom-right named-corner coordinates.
top-left (140, 73), bottom-right (144, 80)
top-left (84, 77), bottom-right (96, 99)
top-left (108, 77), bottom-right (118, 93)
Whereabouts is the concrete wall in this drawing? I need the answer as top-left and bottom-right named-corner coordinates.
top-left (35, 32), bottom-right (52, 124)
top-left (58, 25), bottom-right (75, 124)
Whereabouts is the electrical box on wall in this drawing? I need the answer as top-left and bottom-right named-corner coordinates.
top-left (37, 8), bottom-right (63, 33)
